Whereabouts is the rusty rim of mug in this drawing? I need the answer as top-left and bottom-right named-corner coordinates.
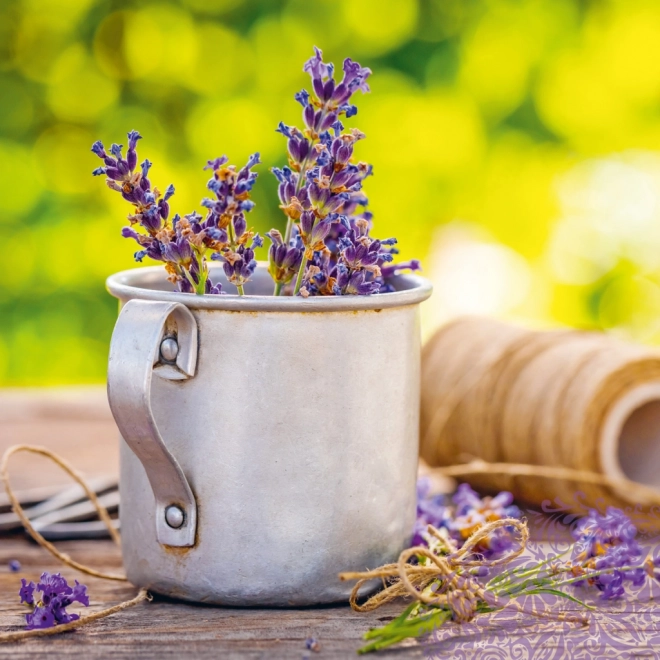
top-left (107, 262), bottom-right (432, 313)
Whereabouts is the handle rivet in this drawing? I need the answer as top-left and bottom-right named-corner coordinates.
top-left (160, 337), bottom-right (179, 363)
top-left (165, 505), bottom-right (185, 529)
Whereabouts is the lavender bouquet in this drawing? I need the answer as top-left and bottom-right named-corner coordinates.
top-left (91, 48), bottom-right (420, 297)
top-left (344, 481), bottom-right (660, 654)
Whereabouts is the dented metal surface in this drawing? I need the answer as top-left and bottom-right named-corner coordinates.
top-left (106, 263), bottom-right (432, 605)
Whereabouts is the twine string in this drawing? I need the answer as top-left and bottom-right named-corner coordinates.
top-left (0, 590), bottom-right (151, 643)
top-left (432, 459), bottom-right (660, 506)
top-left (1, 445), bottom-right (125, 580)
top-left (0, 444), bottom-right (150, 643)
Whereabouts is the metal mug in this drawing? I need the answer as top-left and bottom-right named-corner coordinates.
top-left (106, 263), bottom-right (432, 605)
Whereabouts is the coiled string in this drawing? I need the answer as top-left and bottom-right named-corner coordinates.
top-left (420, 317), bottom-right (660, 518)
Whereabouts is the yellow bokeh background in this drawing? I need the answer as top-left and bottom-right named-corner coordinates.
top-left (2, 0), bottom-right (660, 385)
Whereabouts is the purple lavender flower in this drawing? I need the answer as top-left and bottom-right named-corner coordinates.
top-left (305, 637), bottom-right (321, 652)
top-left (413, 478), bottom-right (452, 546)
top-left (452, 483), bottom-right (519, 519)
top-left (333, 263), bottom-right (381, 296)
top-left (298, 249), bottom-right (337, 298)
top-left (92, 131), bottom-right (199, 293)
top-left (413, 480), bottom-right (520, 558)
top-left (301, 47), bottom-right (371, 136)
top-left (331, 220), bottom-right (397, 296)
top-left (20, 572), bottom-right (90, 630)
top-left (19, 578), bottom-right (35, 605)
top-left (380, 260), bottom-right (422, 280)
top-left (9, 559), bottom-right (21, 572)
top-left (451, 485), bottom-right (520, 558)
top-left (92, 53), bottom-right (422, 298)
top-left (571, 507), bottom-right (643, 600)
top-left (572, 507), bottom-right (638, 549)
top-left (211, 237), bottom-right (261, 290)
top-left (266, 229), bottom-right (303, 290)
top-left (202, 153), bottom-right (261, 294)
top-left (25, 606), bottom-right (55, 630)
top-left (37, 571), bottom-right (71, 605)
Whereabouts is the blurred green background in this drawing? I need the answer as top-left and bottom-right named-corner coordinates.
top-left (2, 0), bottom-right (660, 385)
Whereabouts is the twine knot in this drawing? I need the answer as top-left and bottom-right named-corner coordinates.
top-left (339, 518), bottom-right (527, 612)
top-left (446, 581), bottom-right (479, 623)
top-left (340, 517), bottom-right (587, 626)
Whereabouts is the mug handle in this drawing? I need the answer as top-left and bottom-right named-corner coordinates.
top-left (107, 299), bottom-right (198, 547)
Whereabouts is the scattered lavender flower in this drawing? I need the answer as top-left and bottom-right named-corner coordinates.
top-left (19, 578), bottom-right (35, 605)
top-left (571, 507), bottom-right (644, 600)
top-left (8, 559), bottom-right (21, 572)
top-left (413, 478), bottom-right (452, 546)
top-left (271, 47), bottom-right (420, 297)
top-left (19, 572), bottom-right (89, 630)
top-left (414, 480), bottom-right (521, 559)
top-left (92, 133), bottom-right (261, 295)
top-left (305, 637), bottom-right (321, 652)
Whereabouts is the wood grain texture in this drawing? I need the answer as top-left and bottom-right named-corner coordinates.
top-left (0, 536), bottom-right (415, 659)
top-left (1, 388), bottom-right (660, 658)
top-left (2, 535), bottom-right (660, 659)
top-left (0, 388), bottom-right (117, 491)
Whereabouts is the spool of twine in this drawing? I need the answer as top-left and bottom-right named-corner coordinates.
top-left (420, 316), bottom-right (660, 518)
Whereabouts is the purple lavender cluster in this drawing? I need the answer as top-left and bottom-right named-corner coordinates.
top-left (92, 47), bottom-right (421, 297)
top-left (414, 480), bottom-right (521, 558)
top-left (19, 572), bottom-right (89, 630)
top-left (92, 133), bottom-right (260, 295)
top-left (571, 507), bottom-right (645, 600)
top-left (271, 46), bottom-right (420, 296)
top-left (202, 154), bottom-right (263, 295)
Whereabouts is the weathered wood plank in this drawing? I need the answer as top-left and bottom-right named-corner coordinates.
top-left (2, 535), bottom-right (660, 659)
top-left (1, 389), bottom-right (660, 658)
top-left (0, 535), bottom-right (421, 659)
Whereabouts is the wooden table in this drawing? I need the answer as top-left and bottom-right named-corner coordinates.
top-left (1, 389), bottom-right (659, 659)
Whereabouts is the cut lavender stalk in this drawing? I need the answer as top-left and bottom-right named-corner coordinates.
top-left (203, 153), bottom-right (262, 295)
top-left (91, 133), bottom-right (261, 295)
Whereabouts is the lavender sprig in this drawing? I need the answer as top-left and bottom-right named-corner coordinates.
top-left (92, 133), bottom-right (261, 295)
top-left (202, 153), bottom-right (262, 295)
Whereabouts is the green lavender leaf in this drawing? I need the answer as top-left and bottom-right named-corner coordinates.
top-left (358, 609), bottom-right (451, 654)
top-left (362, 603), bottom-right (417, 640)
top-left (522, 587), bottom-right (594, 610)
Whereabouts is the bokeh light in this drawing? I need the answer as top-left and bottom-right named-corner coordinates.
top-left (2, 0), bottom-right (660, 385)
